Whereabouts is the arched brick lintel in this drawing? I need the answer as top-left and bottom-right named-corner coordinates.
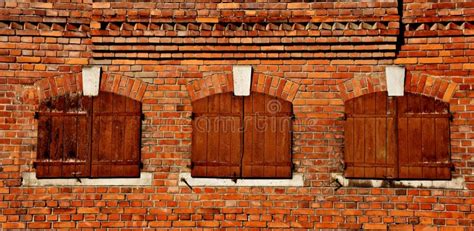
top-left (338, 73), bottom-right (458, 103)
top-left (186, 73), bottom-right (300, 103)
top-left (23, 73), bottom-right (149, 104)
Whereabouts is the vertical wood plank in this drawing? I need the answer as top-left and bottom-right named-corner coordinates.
top-left (375, 92), bottom-right (388, 178)
top-left (242, 94), bottom-right (254, 177)
top-left (344, 116), bottom-right (354, 178)
top-left (253, 93), bottom-right (266, 177)
top-left (422, 117), bottom-right (436, 178)
top-left (62, 116), bottom-right (77, 177)
top-left (231, 96), bottom-right (243, 178)
top-left (353, 96), bottom-right (365, 178)
top-left (387, 116), bottom-right (397, 178)
top-left (353, 117), bottom-right (365, 178)
top-left (76, 115), bottom-right (90, 177)
top-left (207, 93), bottom-right (220, 177)
top-left (123, 98), bottom-right (141, 177)
top-left (364, 93), bottom-right (376, 177)
top-left (49, 116), bottom-right (63, 177)
top-left (36, 116), bottom-right (52, 177)
top-left (219, 93), bottom-right (232, 177)
top-left (191, 97), bottom-right (208, 177)
top-left (436, 118), bottom-right (451, 179)
top-left (111, 94), bottom-right (126, 176)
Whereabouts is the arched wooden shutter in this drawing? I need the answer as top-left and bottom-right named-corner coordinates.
top-left (397, 93), bottom-right (451, 179)
top-left (344, 92), bottom-right (397, 179)
top-left (344, 92), bottom-right (451, 180)
top-left (35, 95), bottom-right (91, 178)
top-left (191, 92), bottom-right (293, 179)
top-left (242, 93), bottom-right (292, 178)
top-left (191, 93), bottom-right (243, 178)
top-left (91, 92), bottom-right (141, 178)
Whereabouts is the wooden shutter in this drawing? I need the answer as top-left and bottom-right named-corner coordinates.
top-left (36, 95), bottom-right (91, 178)
top-left (344, 92), bottom-right (397, 179)
top-left (91, 92), bottom-right (141, 178)
top-left (242, 93), bottom-right (292, 178)
top-left (397, 93), bottom-right (451, 180)
top-left (191, 93), bottom-right (243, 178)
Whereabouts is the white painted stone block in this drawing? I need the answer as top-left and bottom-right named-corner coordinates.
top-left (82, 66), bottom-right (101, 96)
top-left (385, 65), bottom-right (405, 96)
top-left (232, 65), bottom-right (252, 96)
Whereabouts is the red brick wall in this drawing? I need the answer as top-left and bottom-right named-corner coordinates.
top-left (0, 0), bottom-right (473, 229)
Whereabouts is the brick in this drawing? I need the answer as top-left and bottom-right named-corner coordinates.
top-left (28, 222), bottom-right (51, 229)
top-left (93, 2), bottom-right (110, 8)
top-left (78, 208), bottom-right (99, 214)
top-left (394, 57), bottom-right (417, 64)
top-left (0, 57), bottom-right (16, 63)
top-left (17, 57), bottom-right (41, 63)
top-left (65, 58), bottom-right (88, 65)
top-left (442, 82), bottom-right (457, 102)
top-left (217, 3), bottom-right (240, 9)
top-left (196, 17), bottom-right (218, 23)
top-left (419, 57), bottom-right (443, 64)
top-left (463, 63), bottom-right (474, 69)
top-left (31, 2), bottom-right (53, 8)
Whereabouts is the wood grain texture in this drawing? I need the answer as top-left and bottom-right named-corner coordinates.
top-left (345, 92), bottom-right (451, 180)
top-left (192, 92), bottom-right (292, 179)
top-left (36, 92), bottom-right (141, 178)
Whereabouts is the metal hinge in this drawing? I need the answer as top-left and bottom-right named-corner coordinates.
top-left (187, 162), bottom-right (194, 170)
top-left (34, 112), bottom-right (39, 119)
top-left (340, 113), bottom-right (347, 121)
top-left (140, 161), bottom-right (144, 169)
top-left (189, 113), bottom-right (195, 120)
top-left (291, 114), bottom-right (296, 121)
top-left (449, 112), bottom-right (454, 122)
top-left (32, 162), bottom-right (37, 169)
top-left (141, 113), bottom-right (145, 121)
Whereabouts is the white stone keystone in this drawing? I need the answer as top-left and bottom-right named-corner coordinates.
top-left (82, 66), bottom-right (101, 96)
top-left (232, 65), bottom-right (252, 96)
top-left (385, 65), bottom-right (405, 96)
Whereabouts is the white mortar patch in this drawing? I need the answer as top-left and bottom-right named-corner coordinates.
top-left (331, 173), bottom-right (466, 190)
top-left (22, 172), bottom-right (153, 187)
top-left (385, 65), bottom-right (405, 96)
top-left (82, 66), bottom-right (101, 96)
top-left (232, 65), bottom-right (252, 96)
top-left (179, 173), bottom-right (304, 187)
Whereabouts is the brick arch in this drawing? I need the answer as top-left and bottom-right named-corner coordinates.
top-left (186, 73), bottom-right (300, 103)
top-left (338, 73), bottom-right (458, 103)
top-left (24, 72), bottom-right (149, 104)
top-left (99, 73), bottom-right (148, 102)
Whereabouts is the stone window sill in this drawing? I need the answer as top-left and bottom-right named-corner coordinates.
top-left (332, 173), bottom-right (466, 190)
top-left (178, 173), bottom-right (304, 187)
top-left (21, 172), bottom-right (153, 187)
